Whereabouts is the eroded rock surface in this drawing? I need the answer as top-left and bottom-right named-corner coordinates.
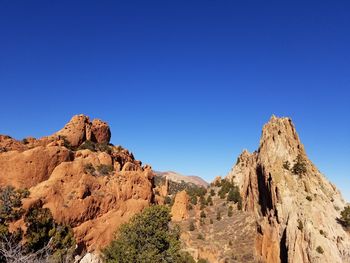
top-left (227, 115), bottom-right (350, 263)
top-left (0, 115), bottom-right (154, 252)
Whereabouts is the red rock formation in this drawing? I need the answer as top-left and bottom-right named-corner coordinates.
top-left (0, 115), bottom-right (154, 252)
top-left (171, 191), bottom-right (190, 221)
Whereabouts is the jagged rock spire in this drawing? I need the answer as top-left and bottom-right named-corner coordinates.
top-left (227, 115), bottom-right (350, 263)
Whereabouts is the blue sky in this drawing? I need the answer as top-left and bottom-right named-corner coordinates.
top-left (0, 0), bottom-right (349, 200)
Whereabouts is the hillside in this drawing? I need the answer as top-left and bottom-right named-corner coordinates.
top-left (155, 171), bottom-right (209, 188)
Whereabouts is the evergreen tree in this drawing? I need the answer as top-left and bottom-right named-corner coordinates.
top-left (103, 205), bottom-right (187, 263)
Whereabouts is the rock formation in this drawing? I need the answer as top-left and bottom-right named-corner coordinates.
top-left (171, 191), bottom-right (190, 221)
top-left (0, 114), bottom-right (154, 252)
top-left (227, 115), bottom-right (350, 263)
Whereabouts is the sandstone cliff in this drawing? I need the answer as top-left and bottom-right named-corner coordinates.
top-left (0, 115), bottom-right (154, 252)
top-left (227, 115), bottom-right (350, 263)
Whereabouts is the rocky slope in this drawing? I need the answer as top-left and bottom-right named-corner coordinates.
top-left (172, 189), bottom-right (257, 263)
top-left (227, 115), bottom-right (350, 263)
top-left (156, 171), bottom-right (209, 188)
top-left (0, 115), bottom-right (154, 252)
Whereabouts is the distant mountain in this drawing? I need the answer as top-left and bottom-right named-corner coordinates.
top-left (155, 171), bottom-right (209, 188)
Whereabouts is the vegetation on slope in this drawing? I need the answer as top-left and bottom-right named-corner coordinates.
top-left (103, 205), bottom-right (195, 263)
top-left (0, 186), bottom-right (75, 262)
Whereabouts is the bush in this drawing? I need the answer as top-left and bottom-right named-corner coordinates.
top-left (197, 234), bottom-right (204, 240)
top-left (0, 187), bottom-right (75, 262)
top-left (306, 196), bottom-right (312, 201)
top-left (164, 196), bottom-right (172, 205)
top-left (206, 195), bottom-right (213, 206)
top-left (84, 163), bottom-right (95, 175)
top-left (283, 160), bottom-right (290, 170)
top-left (200, 211), bottom-right (206, 218)
top-left (97, 164), bottom-right (114, 176)
top-left (103, 205), bottom-right (185, 263)
top-left (292, 154), bottom-right (307, 175)
top-left (0, 186), bottom-right (29, 222)
top-left (316, 246), bottom-right (324, 254)
top-left (59, 135), bottom-right (74, 150)
top-left (78, 140), bottom-right (96, 151)
top-left (340, 205), bottom-right (350, 227)
top-left (24, 202), bottom-right (76, 257)
top-left (179, 252), bottom-right (196, 263)
top-left (297, 219), bottom-right (303, 231)
top-left (210, 189), bottom-right (215, 196)
top-left (190, 195), bottom-right (198, 205)
top-left (96, 142), bottom-right (112, 154)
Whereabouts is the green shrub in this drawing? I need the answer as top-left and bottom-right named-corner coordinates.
top-left (206, 195), bottom-right (213, 206)
top-left (292, 154), bottom-right (307, 175)
top-left (199, 196), bottom-right (207, 209)
top-left (179, 252), bottom-right (196, 263)
top-left (197, 233), bottom-right (204, 240)
top-left (96, 142), bottom-right (112, 154)
top-left (0, 187), bottom-right (75, 262)
top-left (316, 246), bottom-right (324, 254)
top-left (84, 163), bottom-right (95, 175)
top-left (210, 189), bottom-right (215, 196)
top-left (164, 196), bottom-right (172, 205)
top-left (0, 186), bottom-right (29, 222)
top-left (340, 205), bottom-right (350, 227)
top-left (97, 164), bottom-right (114, 176)
top-left (190, 195), bottom-right (198, 205)
top-left (59, 135), bottom-right (74, 150)
top-left (78, 140), bottom-right (96, 151)
top-left (200, 211), bottom-right (206, 218)
top-left (103, 205), bottom-right (184, 263)
top-left (306, 196), bottom-right (312, 201)
top-left (283, 160), bottom-right (290, 170)
top-left (297, 219), bottom-right (303, 231)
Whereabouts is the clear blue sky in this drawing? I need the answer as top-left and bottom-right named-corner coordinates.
top-left (0, 1), bottom-right (349, 200)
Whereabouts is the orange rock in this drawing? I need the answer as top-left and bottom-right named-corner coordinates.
top-left (0, 115), bottom-right (154, 252)
top-left (171, 191), bottom-right (189, 221)
top-left (0, 146), bottom-right (72, 188)
top-left (91, 119), bottom-right (111, 144)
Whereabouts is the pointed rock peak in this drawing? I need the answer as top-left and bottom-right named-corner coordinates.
top-left (236, 149), bottom-right (253, 164)
top-left (55, 114), bottom-right (111, 147)
top-left (259, 115), bottom-right (305, 161)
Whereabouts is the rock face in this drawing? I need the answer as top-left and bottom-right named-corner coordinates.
top-left (171, 191), bottom-right (190, 221)
top-left (0, 146), bottom-right (72, 188)
top-left (55, 114), bottom-right (111, 147)
top-left (0, 114), bottom-right (154, 252)
top-left (227, 115), bottom-right (350, 263)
